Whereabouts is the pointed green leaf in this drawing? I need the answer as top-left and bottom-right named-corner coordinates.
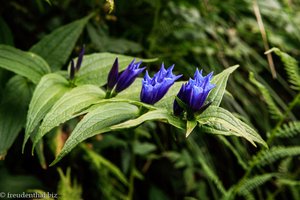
top-left (33, 85), bottom-right (105, 147)
top-left (30, 15), bottom-right (91, 71)
top-left (50, 102), bottom-right (139, 166)
top-left (75, 53), bottom-right (156, 86)
top-left (186, 120), bottom-right (197, 137)
top-left (0, 45), bottom-right (50, 83)
top-left (0, 17), bottom-right (14, 45)
top-left (155, 81), bottom-right (185, 110)
top-left (0, 76), bottom-right (33, 158)
top-left (23, 74), bottom-right (70, 151)
top-left (208, 65), bottom-right (239, 106)
top-left (197, 106), bottom-right (267, 147)
top-left (35, 140), bottom-right (47, 169)
top-left (82, 145), bottom-right (128, 185)
top-left (110, 109), bottom-right (185, 130)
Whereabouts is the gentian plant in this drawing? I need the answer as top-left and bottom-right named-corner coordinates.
top-left (106, 58), bottom-right (145, 98)
top-left (140, 64), bottom-right (182, 105)
top-left (173, 69), bottom-right (215, 118)
top-left (69, 46), bottom-right (85, 80)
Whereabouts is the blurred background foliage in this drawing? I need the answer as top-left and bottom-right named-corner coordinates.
top-left (0, 0), bottom-right (300, 199)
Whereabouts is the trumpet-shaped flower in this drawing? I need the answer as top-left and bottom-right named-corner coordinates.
top-left (107, 58), bottom-right (145, 94)
top-left (107, 58), bottom-right (119, 90)
top-left (141, 64), bottom-right (182, 104)
top-left (173, 69), bottom-right (215, 115)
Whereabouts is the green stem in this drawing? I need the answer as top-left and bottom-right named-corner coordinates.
top-left (127, 131), bottom-right (137, 200)
top-left (267, 92), bottom-right (300, 144)
top-left (127, 155), bottom-right (135, 200)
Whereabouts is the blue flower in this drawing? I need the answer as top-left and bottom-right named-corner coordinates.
top-left (173, 69), bottom-right (215, 115)
top-left (107, 58), bottom-right (119, 90)
top-left (141, 64), bottom-right (182, 104)
top-left (107, 58), bottom-right (146, 95)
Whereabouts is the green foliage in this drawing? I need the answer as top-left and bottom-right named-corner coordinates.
top-left (274, 121), bottom-right (300, 138)
top-left (0, 45), bottom-right (50, 83)
top-left (250, 146), bottom-right (300, 167)
top-left (197, 106), bottom-right (267, 147)
top-left (208, 65), bottom-right (239, 107)
top-left (30, 15), bottom-right (91, 71)
top-left (82, 145), bottom-right (128, 185)
top-left (36, 85), bottom-right (105, 144)
top-left (249, 72), bottom-right (283, 119)
top-left (0, 76), bottom-right (33, 158)
top-left (51, 102), bottom-right (140, 166)
top-left (23, 74), bottom-right (70, 151)
top-left (0, 17), bottom-right (14, 45)
top-left (236, 173), bottom-right (277, 198)
top-left (1, 1), bottom-right (300, 200)
top-left (74, 52), bottom-right (156, 86)
top-left (267, 48), bottom-right (300, 91)
top-left (57, 168), bottom-right (82, 200)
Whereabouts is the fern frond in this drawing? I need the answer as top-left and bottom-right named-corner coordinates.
top-left (188, 137), bottom-right (227, 195)
top-left (249, 72), bottom-right (283, 119)
top-left (278, 157), bottom-right (292, 173)
top-left (237, 173), bottom-right (276, 198)
top-left (267, 48), bottom-right (300, 91)
top-left (274, 121), bottom-right (300, 138)
top-left (250, 146), bottom-right (300, 167)
top-left (277, 178), bottom-right (300, 187)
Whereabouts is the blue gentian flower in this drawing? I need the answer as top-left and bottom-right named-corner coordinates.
top-left (107, 58), bottom-right (146, 97)
top-left (173, 69), bottom-right (215, 116)
top-left (115, 59), bottom-right (145, 92)
top-left (141, 64), bottom-right (182, 104)
top-left (107, 58), bottom-right (119, 90)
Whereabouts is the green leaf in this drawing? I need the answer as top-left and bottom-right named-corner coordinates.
top-left (0, 17), bottom-right (14, 45)
top-left (250, 146), bottom-right (300, 167)
top-left (0, 76), bottom-right (33, 158)
top-left (82, 145), bottom-right (128, 185)
top-left (133, 141), bottom-right (157, 156)
top-left (30, 15), bottom-right (91, 71)
top-left (87, 23), bottom-right (143, 54)
top-left (35, 140), bottom-right (47, 169)
top-left (208, 65), bottom-right (239, 106)
top-left (33, 84), bottom-right (105, 147)
top-left (0, 45), bottom-right (51, 83)
top-left (155, 81), bottom-right (184, 110)
top-left (186, 120), bottom-right (198, 137)
top-left (197, 106), bottom-right (267, 147)
top-left (110, 109), bottom-right (185, 130)
top-left (249, 72), bottom-right (283, 119)
top-left (75, 53), bottom-right (156, 86)
top-left (50, 102), bottom-right (139, 166)
top-left (23, 74), bottom-right (70, 151)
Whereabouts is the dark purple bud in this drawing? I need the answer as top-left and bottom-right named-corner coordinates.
top-left (107, 58), bottom-right (119, 90)
top-left (115, 59), bottom-right (146, 93)
top-left (70, 59), bottom-right (76, 80)
top-left (75, 46), bottom-right (85, 72)
top-left (173, 69), bottom-right (215, 115)
top-left (173, 85), bottom-right (185, 115)
top-left (140, 64), bottom-right (182, 104)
